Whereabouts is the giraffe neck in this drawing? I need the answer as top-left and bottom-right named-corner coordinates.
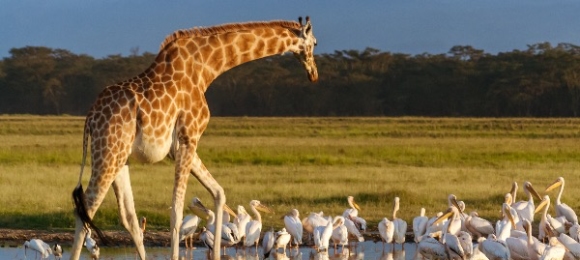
top-left (149, 22), bottom-right (301, 93)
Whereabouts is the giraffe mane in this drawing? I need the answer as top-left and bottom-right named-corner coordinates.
top-left (160, 20), bottom-right (301, 51)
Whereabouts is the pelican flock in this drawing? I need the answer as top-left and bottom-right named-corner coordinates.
top-left (23, 177), bottom-right (580, 259)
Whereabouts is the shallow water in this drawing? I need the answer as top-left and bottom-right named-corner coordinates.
top-left (0, 242), bottom-right (423, 260)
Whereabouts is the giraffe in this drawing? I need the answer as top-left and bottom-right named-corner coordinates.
top-left (70, 16), bottom-right (318, 260)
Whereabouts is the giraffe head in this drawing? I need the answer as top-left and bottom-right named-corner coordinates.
top-left (294, 16), bottom-right (318, 82)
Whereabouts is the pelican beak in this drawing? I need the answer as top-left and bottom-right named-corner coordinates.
top-left (256, 203), bottom-right (274, 214)
top-left (504, 204), bottom-right (516, 228)
top-left (504, 193), bottom-right (513, 205)
top-left (535, 197), bottom-right (549, 214)
top-left (224, 204), bottom-right (236, 218)
top-left (450, 196), bottom-right (463, 215)
top-left (545, 178), bottom-right (562, 192)
top-left (527, 183), bottom-right (542, 201)
top-left (433, 208), bottom-right (454, 225)
top-left (353, 201), bottom-right (361, 212)
top-left (188, 198), bottom-right (210, 218)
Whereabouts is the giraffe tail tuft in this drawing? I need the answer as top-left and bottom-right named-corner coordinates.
top-left (72, 184), bottom-right (109, 246)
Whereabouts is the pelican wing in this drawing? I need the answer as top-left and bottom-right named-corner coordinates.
top-left (393, 219), bottom-right (407, 244)
top-left (284, 214), bottom-right (303, 245)
top-left (180, 215), bottom-right (200, 240)
top-left (344, 217), bottom-right (364, 242)
top-left (506, 237), bottom-right (529, 260)
top-left (556, 203), bottom-right (579, 225)
top-left (378, 217), bottom-right (394, 243)
top-left (332, 225), bottom-right (348, 246)
top-left (244, 220), bottom-right (262, 247)
top-left (417, 236), bottom-right (446, 260)
top-left (262, 230), bottom-right (275, 257)
top-left (413, 214), bottom-right (428, 241)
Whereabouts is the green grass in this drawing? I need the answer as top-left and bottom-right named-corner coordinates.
top-left (0, 115), bottom-right (579, 232)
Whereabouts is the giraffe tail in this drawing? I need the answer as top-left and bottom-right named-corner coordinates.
top-left (72, 116), bottom-right (109, 245)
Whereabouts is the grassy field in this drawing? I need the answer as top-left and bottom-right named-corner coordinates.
top-left (1, 115), bottom-right (579, 232)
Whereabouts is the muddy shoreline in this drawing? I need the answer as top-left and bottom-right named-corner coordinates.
top-left (0, 229), bottom-right (173, 248)
top-left (0, 228), bottom-right (384, 248)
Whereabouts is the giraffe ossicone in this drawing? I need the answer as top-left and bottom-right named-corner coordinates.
top-left (70, 16), bottom-right (318, 260)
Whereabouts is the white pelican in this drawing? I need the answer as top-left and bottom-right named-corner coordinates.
top-left (557, 233), bottom-right (580, 259)
top-left (274, 228), bottom-right (292, 254)
top-left (244, 200), bottom-right (273, 251)
top-left (536, 195), bottom-right (558, 242)
top-left (441, 214), bottom-right (466, 260)
top-left (540, 237), bottom-right (567, 260)
top-left (522, 219), bottom-right (546, 260)
top-left (343, 196), bottom-right (367, 232)
top-left (378, 217), bottom-right (395, 251)
top-left (53, 243), bottom-right (63, 260)
top-left (392, 197), bottom-right (408, 249)
top-left (545, 177), bottom-right (579, 225)
top-left (465, 211), bottom-right (495, 239)
top-left (262, 228), bottom-right (275, 258)
top-left (84, 229), bottom-right (100, 260)
top-left (512, 181), bottom-right (542, 223)
top-left (477, 234), bottom-right (510, 260)
top-left (313, 216), bottom-right (334, 252)
top-left (433, 196), bottom-right (463, 237)
top-left (412, 208), bottom-right (429, 243)
top-left (234, 205), bottom-right (251, 242)
top-left (23, 239), bottom-right (52, 259)
top-left (284, 209), bottom-right (303, 248)
top-left (503, 193), bottom-right (524, 231)
top-left (496, 203), bottom-right (516, 242)
top-left (331, 216), bottom-right (348, 255)
top-left (180, 214), bottom-right (201, 249)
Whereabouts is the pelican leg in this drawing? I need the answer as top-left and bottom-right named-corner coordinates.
top-left (112, 165), bottom-right (146, 259)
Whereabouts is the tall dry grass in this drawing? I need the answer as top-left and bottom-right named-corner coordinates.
top-left (0, 115), bottom-right (579, 231)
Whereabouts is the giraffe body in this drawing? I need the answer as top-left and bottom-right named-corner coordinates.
top-left (71, 17), bottom-right (318, 260)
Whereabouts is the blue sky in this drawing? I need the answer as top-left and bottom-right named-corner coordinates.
top-left (2, 1), bottom-right (580, 58)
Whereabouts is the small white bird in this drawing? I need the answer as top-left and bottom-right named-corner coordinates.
top-left (52, 243), bottom-right (63, 260)
top-left (84, 229), bottom-right (100, 260)
top-left (284, 209), bottom-right (303, 248)
top-left (199, 227), bottom-right (215, 259)
top-left (23, 239), bottom-right (52, 259)
top-left (274, 228), bottom-right (292, 254)
top-left (244, 200), bottom-right (273, 251)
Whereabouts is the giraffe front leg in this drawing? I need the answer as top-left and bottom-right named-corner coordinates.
top-left (169, 144), bottom-right (193, 260)
top-left (190, 152), bottom-right (226, 260)
top-left (112, 165), bottom-right (146, 259)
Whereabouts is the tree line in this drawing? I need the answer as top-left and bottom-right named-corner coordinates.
top-left (1, 42), bottom-right (580, 117)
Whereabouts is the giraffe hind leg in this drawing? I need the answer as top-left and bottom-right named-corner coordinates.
top-left (112, 165), bottom-right (146, 259)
